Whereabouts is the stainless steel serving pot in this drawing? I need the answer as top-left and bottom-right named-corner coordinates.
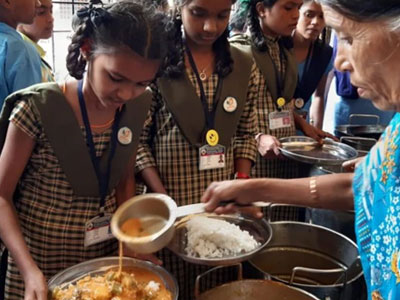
top-left (195, 264), bottom-right (319, 300)
top-left (249, 222), bottom-right (366, 300)
top-left (48, 256), bottom-right (179, 300)
top-left (334, 114), bottom-right (386, 140)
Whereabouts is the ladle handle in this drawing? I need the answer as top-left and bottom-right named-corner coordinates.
top-left (219, 200), bottom-right (270, 208)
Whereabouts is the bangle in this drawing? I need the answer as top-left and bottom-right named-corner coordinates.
top-left (309, 176), bottom-right (318, 202)
top-left (234, 172), bottom-right (250, 179)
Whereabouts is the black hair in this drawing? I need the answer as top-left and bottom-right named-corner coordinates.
top-left (230, 8), bottom-right (247, 33)
top-left (245, 0), bottom-right (294, 51)
top-left (318, 0), bottom-right (400, 23)
top-left (300, 0), bottom-right (328, 46)
top-left (66, 0), bottom-right (170, 79)
top-left (163, 0), bottom-right (236, 79)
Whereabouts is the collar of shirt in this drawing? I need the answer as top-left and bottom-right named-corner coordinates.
top-left (18, 32), bottom-right (46, 58)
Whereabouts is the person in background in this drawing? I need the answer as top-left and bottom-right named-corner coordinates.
top-left (0, 1), bottom-right (169, 299)
top-left (292, 0), bottom-right (333, 129)
top-left (323, 35), bottom-right (394, 135)
top-left (18, 0), bottom-right (55, 82)
top-left (0, 0), bottom-right (42, 108)
top-left (202, 0), bottom-right (400, 298)
top-left (135, 0), bottom-right (259, 297)
top-left (232, 0), bottom-right (334, 221)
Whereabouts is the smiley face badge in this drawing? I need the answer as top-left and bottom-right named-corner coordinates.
top-left (206, 129), bottom-right (219, 146)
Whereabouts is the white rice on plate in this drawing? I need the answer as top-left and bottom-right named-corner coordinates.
top-left (185, 216), bottom-right (260, 258)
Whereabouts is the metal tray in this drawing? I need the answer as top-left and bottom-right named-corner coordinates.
top-left (279, 136), bottom-right (358, 166)
top-left (167, 213), bottom-right (272, 266)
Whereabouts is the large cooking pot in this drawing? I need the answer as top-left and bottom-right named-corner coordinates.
top-left (249, 222), bottom-right (366, 300)
top-left (48, 256), bottom-right (178, 300)
top-left (340, 136), bottom-right (376, 157)
top-left (335, 114), bottom-right (386, 140)
top-left (195, 264), bottom-right (319, 300)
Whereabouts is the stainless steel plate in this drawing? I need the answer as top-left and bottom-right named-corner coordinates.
top-left (279, 136), bottom-right (358, 165)
top-left (167, 214), bottom-right (272, 266)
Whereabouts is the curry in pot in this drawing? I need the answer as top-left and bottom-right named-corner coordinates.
top-left (52, 267), bottom-right (172, 300)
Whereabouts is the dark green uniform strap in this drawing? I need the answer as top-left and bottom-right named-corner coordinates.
top-left (0, 82), bottom-right (151, 197)
top-left (251, 45), bottom-right (298, 102)
top-left (158, 45), bottom-right (253, 148)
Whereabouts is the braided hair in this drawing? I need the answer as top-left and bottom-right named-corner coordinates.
top-left (66, 0), bottom-right (170, 79)
top-left (163, 0), bottom-right (236, 79)
top-left (239, 0), bottom-right (293, 51)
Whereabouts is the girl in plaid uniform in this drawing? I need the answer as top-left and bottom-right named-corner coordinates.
top-left (232, 0), bottom-right (334, 221)
top-left (0, 1), bottom-right (169, 299)
top-left (135, 0), bottom-right (259, 298)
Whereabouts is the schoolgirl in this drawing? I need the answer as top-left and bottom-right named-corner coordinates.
top-left (135, 0), bottom-right (259, 297)
top-left (230, 0), bottom-right (336, 221)
top-left (0, 1), bottom-right (169, 298)
top-left (292, 0), bottom-right (333, 128)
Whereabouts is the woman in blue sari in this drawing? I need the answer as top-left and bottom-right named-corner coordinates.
top-left (201, 1), bottom-right (400, 299)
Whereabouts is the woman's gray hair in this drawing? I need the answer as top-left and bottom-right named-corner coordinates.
top-left (318, 0), bottom-right (400, 32)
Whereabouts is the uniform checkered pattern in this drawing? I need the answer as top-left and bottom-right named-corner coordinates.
top-left (3, 100), bottom-right (118, 299)
top-left (251, 37), bottom-right (302, 221)
top-left (135, 64), bottom-right (259, 299)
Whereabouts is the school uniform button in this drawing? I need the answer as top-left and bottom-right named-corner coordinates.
top-left (223, 96), bottom-right (237, 113)
top-left (295, 98), bottom-right (305, 109)
top-left (118, 127), bottom-right (132, 145)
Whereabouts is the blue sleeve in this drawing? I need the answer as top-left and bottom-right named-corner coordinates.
top-left (5, 40), bottom-right (42, 92)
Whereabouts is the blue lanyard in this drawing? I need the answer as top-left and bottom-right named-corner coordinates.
top-left (77, 80), bottom-right (122, 211)
top-left (270, 42), bottom-right (286, 110)
top-left (185, 44), bottom-right (222, 135)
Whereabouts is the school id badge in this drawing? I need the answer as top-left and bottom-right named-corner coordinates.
top-left (269, 110), bottom-right (292, 130)
top-left (199, 144), bottom-right (226, 171)
top-left (84, 213), bottom-right (114, 247)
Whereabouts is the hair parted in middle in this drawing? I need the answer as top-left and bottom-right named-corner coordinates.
top-left (66, 0), bottom-right (171, 79)
top-left (163, 0), bottom-right (237, 79)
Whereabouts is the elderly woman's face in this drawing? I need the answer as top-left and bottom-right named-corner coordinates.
top-left (322, 5), bottom-right (400, 111)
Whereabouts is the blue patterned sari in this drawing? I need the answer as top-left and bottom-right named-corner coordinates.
top-left (353, 113), bottom-right (400, 300)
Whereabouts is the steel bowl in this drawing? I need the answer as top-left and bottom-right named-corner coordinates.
top-left (111, 194), bottom-right (177, 253)
top-left (168, 213), bottom-right (272, 266)
top-left (48, 256), bottom-right (178, 300)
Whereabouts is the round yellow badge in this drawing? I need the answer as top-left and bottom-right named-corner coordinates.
top-left (206, 129), bottom-right (219, 146)
top-left (277, 97), bottom-right (286, 108)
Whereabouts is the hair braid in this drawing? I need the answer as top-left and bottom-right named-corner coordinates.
top-left (213, 29), bottom-right (233, 77)
top-left (248, 1), bottom-right (268, 51)
top-left (163, 17), bottom-right (185, 78)
top-left (66, 20), bottom-right (92, 79)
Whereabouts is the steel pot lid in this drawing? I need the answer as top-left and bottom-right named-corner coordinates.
top-left (279, 136), bottom-right (358, 166)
